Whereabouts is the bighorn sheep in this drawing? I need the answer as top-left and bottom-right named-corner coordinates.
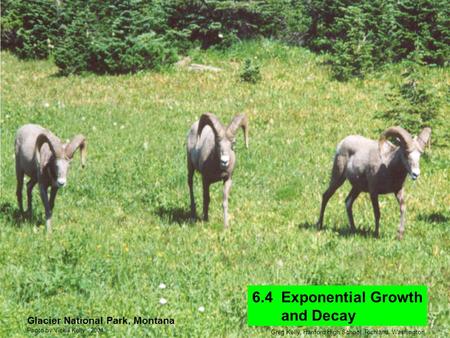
top-left (187, 113), bottom-right (248, 228)
top-left (15, 124), bottom-right (87, 232)
top-left (317, 126), bottom-right (431, 239)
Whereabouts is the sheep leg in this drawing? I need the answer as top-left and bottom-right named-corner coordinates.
top-left (317, 155), bottom-right (347, 229)
top-left (370, 193), bottom-right (380, 238)
top-left (188, 165), bottom-right (196, 220)
top-left (395, 188), bottom-right (406, 240)
top-left (223, 178), bottom-right (232, 228)
top-left (49, 187), bottom-right (58, 211)
top-left (202, 178), bottom-right (210, 222)
top-left (345, 187), bottom-right (361, 232)
top-left (39, 184), bottom-right (52, 233)
top-left (16, 168), bottom-right (24, 213)
top-left (26, 178), bottom-right (37, 217)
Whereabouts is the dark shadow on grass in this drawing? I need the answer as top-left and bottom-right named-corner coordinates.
top-left (332, 225), bottom-right (373, 238)
top-left (0, 202), bottom-right (43, 227)
top-left (416, 212), bottom-right (449, 224)
top-left (0, 202), bottom-right (25, 226)
top-left (155, 206), bottom-right (193, 225)
top-left (297, 221), bottom-right (374, 238)
top-left (298, 222), bottom-right (318, 231)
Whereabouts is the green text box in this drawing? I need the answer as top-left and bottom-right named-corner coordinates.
top-left (248, 285), bottom-right (427, 326)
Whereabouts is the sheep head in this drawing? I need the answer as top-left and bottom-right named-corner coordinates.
top-left (379, 126), bottom-right (431, 180)
top-left (36, 132), bottom-right (87, 188)
top-left (198, 113), bottom-right (248, 170)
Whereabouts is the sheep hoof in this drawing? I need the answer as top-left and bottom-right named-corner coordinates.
top-left (45, 221), bottom-right (52, 234)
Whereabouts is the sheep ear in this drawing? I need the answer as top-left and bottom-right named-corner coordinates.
top-left (415, 127), bottom-right (431, 152)
top-left (198, 113), bottom-right (225, 140)
top-left (66, 135), bottom-right (87, 168)
top-left (227, 114), bottom-right (249, 148)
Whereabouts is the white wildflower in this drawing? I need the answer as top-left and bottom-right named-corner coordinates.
top-left (159, 298), bottom-right (167, 305)
top-left (159, 283), bottom-right (166, 289)
top-left (198, 306), bottom-right (205, 313)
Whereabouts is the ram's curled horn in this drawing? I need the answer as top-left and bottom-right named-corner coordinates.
top-left (198, 113), bottom-right (225, 140)
top-left (227, 114), bottom-right (249, 148)
top-left (416, 127), bottom-right (431, 152)
top-left (35, 133), bottom-right (63, 160)
top-left (379, 126), bottom-right (414, 153)
top-left (66, 135), bottom-right (87, 168)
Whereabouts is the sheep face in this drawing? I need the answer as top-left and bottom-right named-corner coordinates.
top-left (44, 143), bottom-right (75, 188)
top-left (217, 137), bottom-right (235, 170)
top-left (54, 157), bottom-right (71, 187)
top-left (50, 135), bottom-right (87, 188)
top-left (400, 129), bottom-right (431, 181)
top-left (401, 148), bottom-right (422, 180)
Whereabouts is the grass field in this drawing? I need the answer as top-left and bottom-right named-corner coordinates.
top-left (1, 41), bottom-right (449, 336)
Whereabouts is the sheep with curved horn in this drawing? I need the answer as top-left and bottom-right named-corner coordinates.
top-left (316, 126), bottom-right (431, 239)
top-left (15, 124), bottom-right (87, 233)
top-left (187, 113), bottom-right (248, 228)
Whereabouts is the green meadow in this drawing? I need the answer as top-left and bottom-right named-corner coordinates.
top-left (1, 41), bottom-right (449, 336)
